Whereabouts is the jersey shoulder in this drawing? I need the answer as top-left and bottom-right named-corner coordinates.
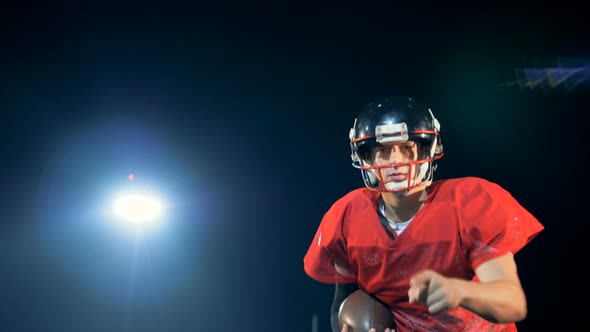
top-left (331, 187), bottom-right (380, 210)
top-left (429, 176), bottom-right (520, 213)
top-left (430, 176), bottom-right (506, 196)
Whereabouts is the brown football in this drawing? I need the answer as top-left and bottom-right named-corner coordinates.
top-left (338, 289), bottom-right (395, 332)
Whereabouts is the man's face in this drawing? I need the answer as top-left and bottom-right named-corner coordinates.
top-left (371, 141), bottom-right (418, 180)
top-left (364, 141), bottom-right (429, 191)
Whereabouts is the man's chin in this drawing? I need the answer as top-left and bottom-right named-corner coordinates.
top-left (383, 180), bottom-right (429, 195)
top-left (384, 181), bottom-right (409, 192)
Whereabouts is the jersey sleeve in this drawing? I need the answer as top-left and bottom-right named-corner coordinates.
top-left (303, 202), bottom-right (358, 284)
top-left (459, 180), bottom-right (544, 269)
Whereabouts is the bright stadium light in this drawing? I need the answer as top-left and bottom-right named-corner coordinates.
top-left (113, 193), bottom-right (164, 225)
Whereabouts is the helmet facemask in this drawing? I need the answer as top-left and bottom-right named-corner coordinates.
top-left (354, 140), bottom-right (437, 193)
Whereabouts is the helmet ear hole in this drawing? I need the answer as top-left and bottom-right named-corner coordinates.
top-left (435, 137), bottom-right (443, 155)
top-left (435, 144), bottom-right (443, 155)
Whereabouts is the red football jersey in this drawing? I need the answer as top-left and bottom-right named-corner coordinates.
top-left (304, 176), bottom-right (544, 332)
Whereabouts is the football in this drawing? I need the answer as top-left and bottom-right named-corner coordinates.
top-left (338, 289), bottom-right (395, 332)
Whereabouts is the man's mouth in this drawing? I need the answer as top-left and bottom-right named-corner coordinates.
top-left (386, 173), bottom-right (407, 181)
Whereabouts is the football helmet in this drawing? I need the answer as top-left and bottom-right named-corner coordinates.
top-left (349, 96), bottom-right (444, 192)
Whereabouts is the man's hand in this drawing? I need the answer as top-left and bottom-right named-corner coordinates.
top-left (408, 269), bottom-right (463, 314)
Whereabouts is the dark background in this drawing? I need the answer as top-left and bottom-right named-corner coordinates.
top-left (1, 2), bottom-right (586, 331)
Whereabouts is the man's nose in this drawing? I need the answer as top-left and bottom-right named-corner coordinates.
top-left (387, 146), bottom-right (405, 163)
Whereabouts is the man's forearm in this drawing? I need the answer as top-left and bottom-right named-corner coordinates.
top-left (457, 278), bottom-right (527, 323)
top-left (331, 283), bottom-right (359, 332)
